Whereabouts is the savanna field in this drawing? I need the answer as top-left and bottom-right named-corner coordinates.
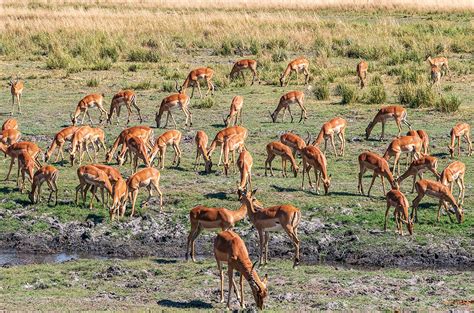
top-left (0, 1), bottom-right (473, 311)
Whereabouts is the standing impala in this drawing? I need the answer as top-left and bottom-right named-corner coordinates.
top-left (427, 56), bottom-right (449, 76)
top-left (430, 64), bottom-right (441, 91)
top-left (155, 92), bottom-right (192, 128)
top-left (356, 60), bottom-right (368, 89)
top-left (448, 122), bottom-right (472, 158)
top-left (265, 141), bottom-right (299, 178)
top-left (280, 57), bottom-right (309, 87)
top-left (411, 179), bottom-right (464, 224)
top-left (383, 135), bottom-right (423, 176)
top-left (222, 133), bottom-right (246, 176)
top-left (75, 165), bottom-right (112, 210)
top-left (45, 126), bottom-right (79, 162)
top-left (118, 136), bottom-right (151, 172)
top-left (1, 141), bottom-right (42, 181)
top-left (223, 96), bottom-right (243, 127)
top-left (177, 67), bottom-right (215, 98)
top-left (311, 117), bottom-right (347, 157)
top-left (301, 145), bottom-right (331, 194)
top-left (0, 129), bottom-right (21, 146)
top-left (2, 118), bottom-right (18, 131)
top-left (397, 155), bottom-right (439, 193)
top-left (127, 167), bottom-right (163, 216)
top-left (194, 130), bottom-right (212, 173)
top-left (358, 151), bottom-right (397, 197)
top-left (214, 230), bottom-right (268, 310)
top-left (69, 126), bottom-right (95, 166)
top-left (237, 149), bottom-right (253, 192)
top-left (71, 93), bottom-right (108, 126)
top-left (229, 59), bottom-right (260, 85)
top-left (269, 91), bottom-right (307, 123)
top-left (407, 129), bottom-right (430, 155)
top-left (105, 126), bottom-right (153, 163)
top-left (109, 177), bottom-right (128, 220)
top-left (280, 132), bottom-right (307, 157)
top-left (29, 165), bottom-right (59, 206)
top-left (365, 105), bottom-right (412, 140)
top-left (208, 126), bottom-right (248, 166)
top-left (8, 79), bottom-right (24, 115)
top-left (385, 189), bottom-right (413, 236)
top-left (106, 90), bottom-right (142, 125)
top-left (440, 161), bottom-right (466, 205)
top-left (17, 150), bottom-right (36, 193)
top-left (150, 130), bottom-right (182, 169)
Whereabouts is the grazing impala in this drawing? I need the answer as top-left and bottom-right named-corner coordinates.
top-left (71, 93), bottom-right (108, 126)
top-left (186, 198), bottom-right (249, 262)
top-left (8, 79), bottom-right (24, 115)
top-left (222, 133), bottom-right (246, 176)
top-left (383, 135), bottom-right (423, 176)
top-left (0, 129), bottom-right (21, 146)
top-left (194, 130), bottom-right (212, 173)
top-left (155, 92), bottom-right (192, 128)
top-left (127, 167), bottom-right (163, 216)
top-left (427, 56), bottom-right (449, 76)
top-left (356, 60), bottom-right (368, 89)
top-left (430, 64), bottom-right (441, 91)
top-left (358, 151), bottom-right (397, 197)
top-left (440, 161), bottom-right (466, 205)
top-left (280, 57), bottom-right (309, 87)
top-left (280, 132), bottom-right (307, 157)
top-left (214, 230), bottom-right (268, 310)
top-left (106, 90), bottom-right (142, 125)
top-left (69, 126), bottom-right (95, 166)
top-left (411, 179), bottom-right (464, 224)
top-left (75, 165), bottom-right (112, 210)
top-left (229, 59), bottom-right (260, 85)
top-left (109, 177), bottom-right (128, 220)
top-left (265, 141), bottom-right (299, 177)
top-left (208, 126), bottom-right (248, 166)
top-left (407, 130), bottom-right (430, 155)
top-left (2, 118), bottom-right (18, 131)
top-left (88, 127), bottom-right (107, 157)
top-left (150, 130), bottom-right (182, 169)
top-left (270, 90), bottom-right (307, 123)
top-left (384, 189), bottom-right (413, 236)
top-left (365, 105), bottom-right (412, 140)
top-left (105, 126), bottom-right (153, 163)
top-left (17, 150), bottom-right (36, 192)
top-left (301, 145), bottom-right (331, 194)
top-left (223, 96), bottom-right (243, 127)
top-left (1, 142), bottom-right (42, 181)
top-left (118, 136), bottom-right (151, 172)
top-left (397, 155), bottom-right (439, 193)
top-left (177, 67), bottom-right (215, 98)
top-left (29, 165), bottom-right (59, 206)
top-left (237, 149), bottom-right (253, 192)
top-left (311, 117), bottom-right (347, 157)
top-left (45, 126), bottom-right (79, 162)
top-left (448, 123), bottom-right (472, 158)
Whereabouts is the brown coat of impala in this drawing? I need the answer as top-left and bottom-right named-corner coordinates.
top-left (155, 92), bottom-right (192, 128)
top-left (440, 161), bottom-right (466, 205)
top-left (301, 145), bottom-right (331, 194)
top-left (385, 189), bottom-right (413, 236)
top-left (411, 179), bottom-right (464, 224)
top-left (127, 167), bottom-right (163, 216)
top-left (222, 133), bottom-right (246, 176)
top-left (75, 165), bottom-right (113, 210)
top-left (407, 129), bottom-right (430, 155)
top-left (150, 130), bottom-right (182, 169)
top-left (223, 96), bottom-right (243, 127)
top-left (0, 129), bottom-right (21, 146)
top-left (270, 91), bottom-right (307, 123)
top-left (427, 56), bottom-right (449, 76)
top-left (214, 230), bottom-right (268, 310)
top-left (208, 126), bottom-right (248, 166)
top-left (194, 130), bottom-right (212, 173)
top-left (109, 177), bottom-right (128, 220)
top-left (430, 64), bottom-right (442, 92)
top-left (280, 132), bottom-right (307, 157)
top-left (312, 117), bottom-right (347, 157)
top-left (29, 165), bottom-right (59, 206)
top-left (45, 126), bottom-right (79, 162)
top-left (265, 141), bottom-right (299, 178)
top-left (1, 141), bottom-right (42, 181)
top-left (365, 105), bottom-right (411, 140)
top-left (448, 122), bottom-right (472, 158)
top-left (9, 79), bottom-right (24, 115)
top-left (69, 126), bottom-right (95, 166)
top-left (177, 67), bottom-right (215, 98)
top-left (71, 93), bottom-right (108, 126)
top-left (383, 135), bottom-right (423, 176)
top-left (237, 149), bottom-right (253, 192)
top-left (229, 59), bottom-right (260, 85)
top-left (356, 61), bottom-right (368, 88)
top-left (17, 150), bottom-right (37, 192)
top-left (358, 151), bottom-right (397, 197)
top-left (397, 155), bottom-right (439, 193)
top-left (2, 118), bottom-right (18, 131)
top-left (280, 57), bottom-right (309, 87)
top-left (105, 126), bottom-right (153, 163)
top-left (118, 136), bottom-right (151, 172)
top-left (107, 90), bottom-right (142, 125)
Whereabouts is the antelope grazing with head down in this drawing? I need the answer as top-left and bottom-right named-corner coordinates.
top-left (301, 145), bottom-right (331, 194)
top-left (194, 130), bottom-right (212, 173)
top-left (109, 177), bottom-right (128, 220)
top-left (397, 155), bottom-right (439, 193)
top-left (385, 189), bottom-right (413, 236)
top-left (280, 132), bottom-right (307, 157)
top-left (222, 132), bottom-right (246, 176)
top-left (365, 105), bottom-right (411, 141)
top-left (45, 126), bottom-right (79, 162)
top-left (237, 149), bottom-right (253, 192)
top-left (118, 136), bottom-right (151, 172)
top-left (16, 150), bottom-right (37, 193)
top-left (223, 96), bottom-right (243, 127)
top-left (208, 126), bottom-right (248, 166)
top-left (155, 92), bottom-right (192, 128)
top-left (383, 135), bottom-right (423, 176)
top-left (127, 167), bottom-right (163, 216)
top-left (105, 126), bottom-right (153, 163)
top-left (270, 91), bottom-right (307, 123)
top-left (229, 59), bottom-right (260, 85)
top-left (71, 93), bottom-right (108, 126)
top-left (407, 129), bottom-right (430, 155)
top-left (75, 165), bottom-right (112, 210)
top-left (358, 151), bottom-right (397, 197)
top-left (311, 117), bottom-right (347, 157)
top-left (150, 130), bottom-right (182, 169)
top-left (8, 79), bottom-right (24, 115)
top-left (356, 60), bottom-right (368, 88)
top-left (106, 90), bottom-right (142, 125)
top-left (265, 141), bottom-right (299, 178)
top-left (439, 161), bottom-right (466, 206)
top-left (280, 57), bottom-right (309, 87)
top-left (177, 67), bottom-right (215, 98)
top-left (448, 122), bottom-right (472, 158)
top-left (29, 165), bottom-right (59, 206)
top-left (1, 141), bottom-right (42, 181)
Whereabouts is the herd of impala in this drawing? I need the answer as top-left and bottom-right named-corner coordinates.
top-left (2, 54), bottom-right (469, 309)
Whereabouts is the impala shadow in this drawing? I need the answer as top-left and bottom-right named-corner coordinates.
top-left (270, 184), bottom-right (300, 193)
top-left (157, 299), bottom-right (213, 309)
top-left (204, 191), bottom-right (231, 200)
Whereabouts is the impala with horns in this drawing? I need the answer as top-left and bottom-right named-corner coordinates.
top-left (2, 118), bottom-right (18, 131)
top-left (45, 126), bottom-right (79, 162)
top-left (177, 67), bottom-right (215, 98)
top-left (397, 155), bottom-right (439, 193)
top-left (280, 57), bottom-right (309, 87)
top-left (280, 132), bottom-right (307, 157)
top-left (75, 165), bottom-right (112, 210)
top-left (383, 135), bottom-right (423, 176)
top-left (358, 151), bottom-right (397, 197)
top-left (29, 165), bottom-right (59, 206)
top-left (407, 129), bottom-right (430, 155)
top-left (448, 122), bottom-right (472, 158)
top-left (150, 130), bottom-right (182, 169)
top-left (106, 90), bottom-right (142, 125)
top-left (127, 167), bottom-right (163, 216)
top-left (237, 149), bottom-right (253, 192)
top-left (155, 92), bottom-right (192, 128)
top-left (301, 145), bottom-right (331, 194)
top-left (208, 126), bottom-right (248, 166)
top-left (356, 60), bottom-right (368, 89)
top-left (8, 79), bottom-right (24, 115)
top-left (385, 189), bottom-right (413, 236)
top-left (365, 105), bottom-right (411, 140)
top-left (194, 130), bottom-right (212, 173)
top-left (229, 59), bottom-right (260, 85)
top-left (0, 129), bottom-right (21, 146)
top-left (440, 161), bottom-right (466, 206)
top-left (1, 141), bottom-right (42, 181)
top-left (265, 141), bottom-right (299, 178)
top-left (311, 117), bottom-right (347, 157)
top-left (223, 96), bottom-right (243, 127)
top-left (71, 93), bottom-right (108, 126)
top-left (105, 126), bottom-right (153, 163)
top-left (269, 90), bottom-right (307, 123)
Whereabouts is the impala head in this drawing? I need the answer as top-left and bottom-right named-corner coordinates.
top-left (175, 80), bottom-right (183, 94)
top-left (407, 217), bottom-right (414, 235)
top-left (323, 174), bottom-right (332, 194)
top-left (453, 205), bottom-right (464, 224)
top-left (249, 261), bottom-right (268, 310)
top-left (155, 112), bottom-right (162, 128)
top-left (204, 158), bottom-right (213, 174)
top-left (269, 110), bottom-right (277, 123)
top-left (292, 164), bottom-right (299, 178)
top-left (447, 145), bottom-right (455, 158)
top-left (28, 190), bottom-right (36, 204)
top-left (105, 151), bottom-right (113, 163)
top-left (238, 188), bottom-right (263, 213)
top-left (365, 122), bottom-right (374, 139)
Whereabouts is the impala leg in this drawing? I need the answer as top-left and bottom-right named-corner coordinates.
top-left (281, 158), bottom-right (286, 177)
top-left (152, 179), bottom-right (163, 213)
top-left (358, 167), bottom-right (366, 195)
top-left (381, 122), bottom-right (386, 141)
top-left (384, 202), bottom-right (390, 232)
top-left (226, 268), bottom-right (234, 309)
top-left (287, 105), bottom-right (294, 123)
top-left (283, 225), bottom-right (300, 267)
top-left (169, 112), bottom-right (178, 129)
top-left (458, 176), bottom-right (465, 205)
top-left (11, 95), bottom-right (14, 115)
top-left (457, 136), bottom-right (461, 156)
top-left (411, 193), bottom-right (424, 223)
top-left (131, 101), bottom-right (143, 123)
top-left (330, 134), bottom-right (337, 156)
top-left (257, 228), bottom-right (265, 265)
top-left (160, 146), bottom-right (167, 169)
top-left (239, 273), bottom-right (245, 308)
top-left (381, 176), bottom-right (386, 195)
top-left (164, 111), bottom-right (170, 128)
top-left (411, 174), bottom-right (417, 193)
top-left (367, 173), bottom-right (377, 197)
top-left (5, 157), bottom-right (15, 180)
top-left (264, 231), bottom-right (270, 265)
top-left (217, 261), bottom-right (224, 303)
top-left (338, 132), bottom-right (345, 157)
top-left (130, 190), bottom-right (138, 217)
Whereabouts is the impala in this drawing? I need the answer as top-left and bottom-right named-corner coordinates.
top-left (45, 126), bottom-right (79, 162)
top-left (208, 126), bottom-right (248, 166)
top-left (397, 155), bottom-right (439, 193)
top-left (427, 56), bottom-right (449, 76)
top-left (69, 126), bottom-right (95, 166)
top-left (311, 117), bottom-right (347, 157)
top-left (109, 177), bottom-right (128, 220)
top-left (223, 96), bottom-right (243, 127)
top-left (223, 133), bottom-right (246, 176)
top-left (301, 145), bottom-right (331, 194)
top-left (356, 60), bottom-right (368, 89)
top-left (365, 105), bottom-right (411, 140)
top-left (8, 79), bottom-right (24, 115)
top-left (90, 164), bottom-right (122, 185)
top-left (29, 165), bottom-right (59, 206)
top-left (265, 141), bottom-right (299, 177)
top-left (177, 67), bottom-right (215, 98)
top-left (411, 179), bottom-right (464, 224)
top-left (448, 122), bottom-right (472, 158)
top-left (1, 141), bottom-right (42, 181)
top-left (127, 167), bottom-right (163, 216)
top-left (384, 189), bottom-right (413, 236)
top-left (280, 57), bottom-right (309, 87)
top-left (155, 92), bottom-right (192, 128)
top-left (0, 129), bottom-right (21, 146)
top-left (150, 130), bottom-right (182, 169)
top-left (194, 130), bottom-right (212, 173)
top-left (383, 135), bottom-right (423, 176)
top-left (237, 149), bottom-right (253, 192)
top-left (269, 91), bottom-right (307, 123)
top-left (88, 127), bottom-right (107, 157)
top-left (358, 151), bottom-right (397, 197)
top-left (280, 132), bottom-right (307, 157)
top-left (229, 59), bottom-right (260, 85)
top-left (75, 165), bottom-right (112, 210)
top-left (71, 93), bottom-right (108, 126)
top-left (105, 126), bottom-right (153, 163)
top-left (118, 136), bottom-right (151, 172)
top-left (407, 129), bottom-right (430, 155)
top-left (214, 230), bottom-right (268, 310)
top-left (17, 150), bottom-right (36, 192)
top-left (2, 118), bottom-right (18, 131)
top-left (106, 90), bottom-right (143, 125)
top-left (440, 161), bottom-right (466, 205)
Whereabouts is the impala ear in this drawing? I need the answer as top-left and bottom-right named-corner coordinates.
top-left (252, 188), bottom-right (258, 196)
top-left (329, 174), bottom-right (332, 178)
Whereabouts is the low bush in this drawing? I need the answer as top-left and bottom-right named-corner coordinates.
top-left (313, 82), bottom-right (330, 100)
top-left (397, 83), bottom-right (436, 108)
top-left (127, 49), bottom-right (160, 62)
top-left (336, 83), bottom-right (357, 104)
top-left (161, 81), bottom-right (175, 93)
top-left (86, 78), bottom-right (99, 87)
top-left (365, 85), bottom-right (387, 104)
top-left (193, 97), bottom-right (216, 109)
top-left (436, 94), bottom-right (461, 112)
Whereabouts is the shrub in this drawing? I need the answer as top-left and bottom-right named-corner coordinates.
top-left (161, 81), bottom-right (175, 93)
top-left (126, 80), bottom-right (157, 90)
top-left (397, 83), bottom-right (436, 108)
top-left (436, 94), bottom-right (461, 112)
top-left (271, 49), bottom-right (288, 62)
top-left (215, 40), bottom-right (233, 56)
top-left (99, 46), bottom-right (119, 62)
top-left (127, 49), bottom-right (160, 62)
top-left (336, 83), bottom-right (357, 104)
top-left (91, 59), bottom-right (112, 71)
top-left (398, 67), bottom-right (424, 84)
top-left (128, 64), bottom-right (139, 72)
top-left (443, 85), bottom-right (454, 92)
top-left (46, 51), bottom-right (72, 70)
top-left (313, 82), bottom-right (330, 100)
top-left (193, 97), bottom-right (216, 109)
top-left (86, 78), bottom-right (99, 87)
top-left (369, 75), bottom-right (383, 86)
top-left (365, 85), bottom-right (387, 104)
